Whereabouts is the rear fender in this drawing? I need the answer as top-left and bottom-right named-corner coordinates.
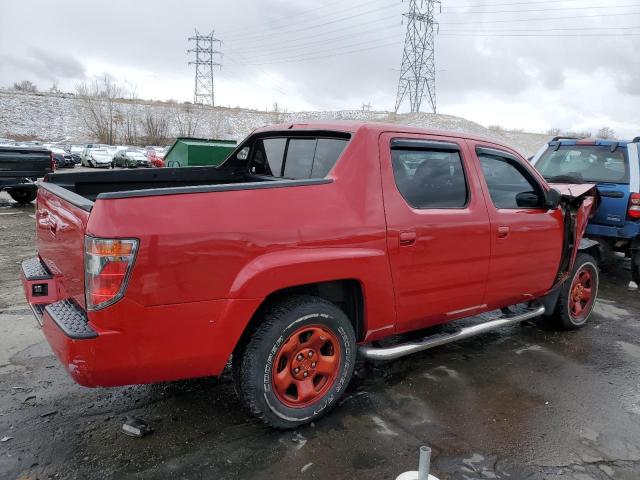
top-left (228, 247), bottom-right (397, 339)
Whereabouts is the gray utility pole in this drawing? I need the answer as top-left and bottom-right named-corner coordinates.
top-left (394, 0), bottom-right (441, 114)
top-left (187, 30), bottom-right (222, 106)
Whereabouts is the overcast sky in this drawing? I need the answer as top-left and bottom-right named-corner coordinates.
top-left (1, 0), bottom-right (639, 136)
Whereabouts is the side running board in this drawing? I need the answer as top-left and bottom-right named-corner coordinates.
top-left (358, 305), bottom-right (546, 361)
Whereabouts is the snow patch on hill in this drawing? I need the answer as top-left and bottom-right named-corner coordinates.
top-left (0, 90), bottom-right (549, 156)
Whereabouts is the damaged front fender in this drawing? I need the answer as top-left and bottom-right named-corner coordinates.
top-left (548, 183), bottom-right (600, 289)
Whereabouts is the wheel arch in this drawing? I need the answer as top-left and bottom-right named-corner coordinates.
top-left (234, 279), bottom-right (366, 358)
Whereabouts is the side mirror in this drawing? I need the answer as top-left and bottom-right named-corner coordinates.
top-left (516, 191), bottom-right (542, 208)
top-left (544, 188), bottom-right (562, 210)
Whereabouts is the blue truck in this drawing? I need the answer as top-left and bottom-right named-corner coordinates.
top-left (532, 136), bottom-right (640, 281)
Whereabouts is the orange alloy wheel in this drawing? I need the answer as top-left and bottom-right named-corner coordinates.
top-left (272, 325), bottom-right (342, 408)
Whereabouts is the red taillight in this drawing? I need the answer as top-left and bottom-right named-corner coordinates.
top-left (85, 237), bottom-right (138, 310)
top-left (629, 193), bottom-right (640, 219)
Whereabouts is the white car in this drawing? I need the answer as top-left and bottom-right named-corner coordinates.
top-left (82, 147), bottom-right (113, 168)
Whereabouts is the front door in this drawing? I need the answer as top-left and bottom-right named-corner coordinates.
top-left (471, 142), bottom-right (564, 308)
top-left (380, 133), bottom-right (491, 333)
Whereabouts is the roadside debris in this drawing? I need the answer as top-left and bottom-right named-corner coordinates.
top-left (122, 417), bottom-right (153, 438)
top-left (24, 395), bottom-right (36, 403)
top-left (301, 462), bottom-right (313, 473)
top-left (628, 281), bottom-right (638, 291)
top-left (40, 410), bottom-right (57, 418)
top-left (1, 436), bottom-right (13, 442)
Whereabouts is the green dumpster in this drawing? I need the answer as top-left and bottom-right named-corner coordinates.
top-left (164, 137), bottom-right (237, 168)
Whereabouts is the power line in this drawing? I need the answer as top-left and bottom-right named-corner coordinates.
top-left (230, 17), bottom-right (398, 56)
top-left (440, 32), bottom-right (640, 36)
top-left (216, 0), bottom-right (371, 37)
top-left (440, 3), bottom-right (640, 14)
top-left (247, 40), bottom-right (401, 66)
top-left (232, 32), bottom-right (403, 64)
top-left (439, 10), bottom-right (640, 24)
top-left (222, 2), bottom-right (401, 44)
top-left (443, 0), bottom-right (637, 7)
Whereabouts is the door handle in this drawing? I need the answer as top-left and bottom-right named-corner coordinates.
top-left (497, 225), bottom-right (510, 239)
top-left (399, 231), bottom-right (417, 246)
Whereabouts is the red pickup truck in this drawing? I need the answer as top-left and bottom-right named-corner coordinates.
top-left (21, 122), bottom-right (599, 428)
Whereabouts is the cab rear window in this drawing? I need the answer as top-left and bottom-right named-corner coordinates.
top-left (536, 145), bottom-right (629, 184)
top-left (250, 137), bottom-right (348, 179)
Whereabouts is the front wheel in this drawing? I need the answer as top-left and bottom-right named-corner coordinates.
top-left (233, 295), bottom-right (356, 429)
top-left (548, 253), bottom-right (599, 330)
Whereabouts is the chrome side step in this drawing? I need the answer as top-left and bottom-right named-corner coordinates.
top-left (358, 305), bottom-right (546, 361)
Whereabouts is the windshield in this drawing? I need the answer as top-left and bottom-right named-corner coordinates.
top-left (536, 145), bottom-right (629, 183)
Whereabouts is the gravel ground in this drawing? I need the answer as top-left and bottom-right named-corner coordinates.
top-left (1, 189), bottom-right (640, 480)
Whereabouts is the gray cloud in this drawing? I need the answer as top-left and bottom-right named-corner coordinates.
top-left (0, 0), bottom-right (637, 134)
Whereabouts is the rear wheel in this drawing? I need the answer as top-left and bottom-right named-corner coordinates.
top-left (233, 295), bottom-right (356, 429)
top-left (548, 253), bottom-right (598, 330)
top-left (9, 188), bottom-right (37, 204)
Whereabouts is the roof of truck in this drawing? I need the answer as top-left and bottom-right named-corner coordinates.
top-left (254, 120), bottom-right (522, 152)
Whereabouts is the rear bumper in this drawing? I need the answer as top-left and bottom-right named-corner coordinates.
top-left (21, 257), bottom-right (262, 388)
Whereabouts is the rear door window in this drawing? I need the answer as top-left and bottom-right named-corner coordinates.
top-left (251, 137), bottom-right (348, 179)
top-left (391, 148), bottom-right (468, 208)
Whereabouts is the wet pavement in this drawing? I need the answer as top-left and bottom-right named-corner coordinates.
top-left (1, 191), bottom-right (640, 480)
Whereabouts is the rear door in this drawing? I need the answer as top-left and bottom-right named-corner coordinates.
top-left (472, 143), bottom-right (564, 308)
top-left (380, 133), bottom-right (491, 333)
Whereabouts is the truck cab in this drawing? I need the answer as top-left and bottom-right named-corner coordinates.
top-left (531, 136), bottom-right (640, 280)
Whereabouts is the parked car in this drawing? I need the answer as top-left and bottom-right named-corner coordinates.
top-left (531, 136), bottom-right (640, 280)
top-left (81, 147), bottom-right (113, 168)
top-left (0, 145), bottom-right (54, 203)
top-left (112, 149), bottom-right (151, 168)
top-left (21, 122), bottom-right (599, 428)
top-left (79, 144), bottom-right (107, 166)
top-left (49, 147), bottom-right (75, 168)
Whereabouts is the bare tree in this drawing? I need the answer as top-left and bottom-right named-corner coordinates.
top-left (546, 127), bottom-right (562, 136)
top-left (172, 103), bottom-right (202, 137)
top-left (142, 108), bottom-right (169, 145)
top-left (13, 80), bottom-right (37, 93)
top-left (596, 127), bottom-right (615, 139)
top-left (75, 75), bottom-right (122, 144)
top-left (121, 82), bottom-right (139, 145)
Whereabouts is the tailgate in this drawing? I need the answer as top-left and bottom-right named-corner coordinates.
top-left (36, 185), bottom-right (91, 308)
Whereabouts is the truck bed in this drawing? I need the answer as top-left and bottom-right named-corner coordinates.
top-left (42, 166), bottom-right (326, 210)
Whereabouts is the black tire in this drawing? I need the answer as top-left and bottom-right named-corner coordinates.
top-left (548, 253), bottom-right (598, 330)
top-left (9, 188), bottom-right (37, 204)
top-left (233, 295), bottom-right (356, 429)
